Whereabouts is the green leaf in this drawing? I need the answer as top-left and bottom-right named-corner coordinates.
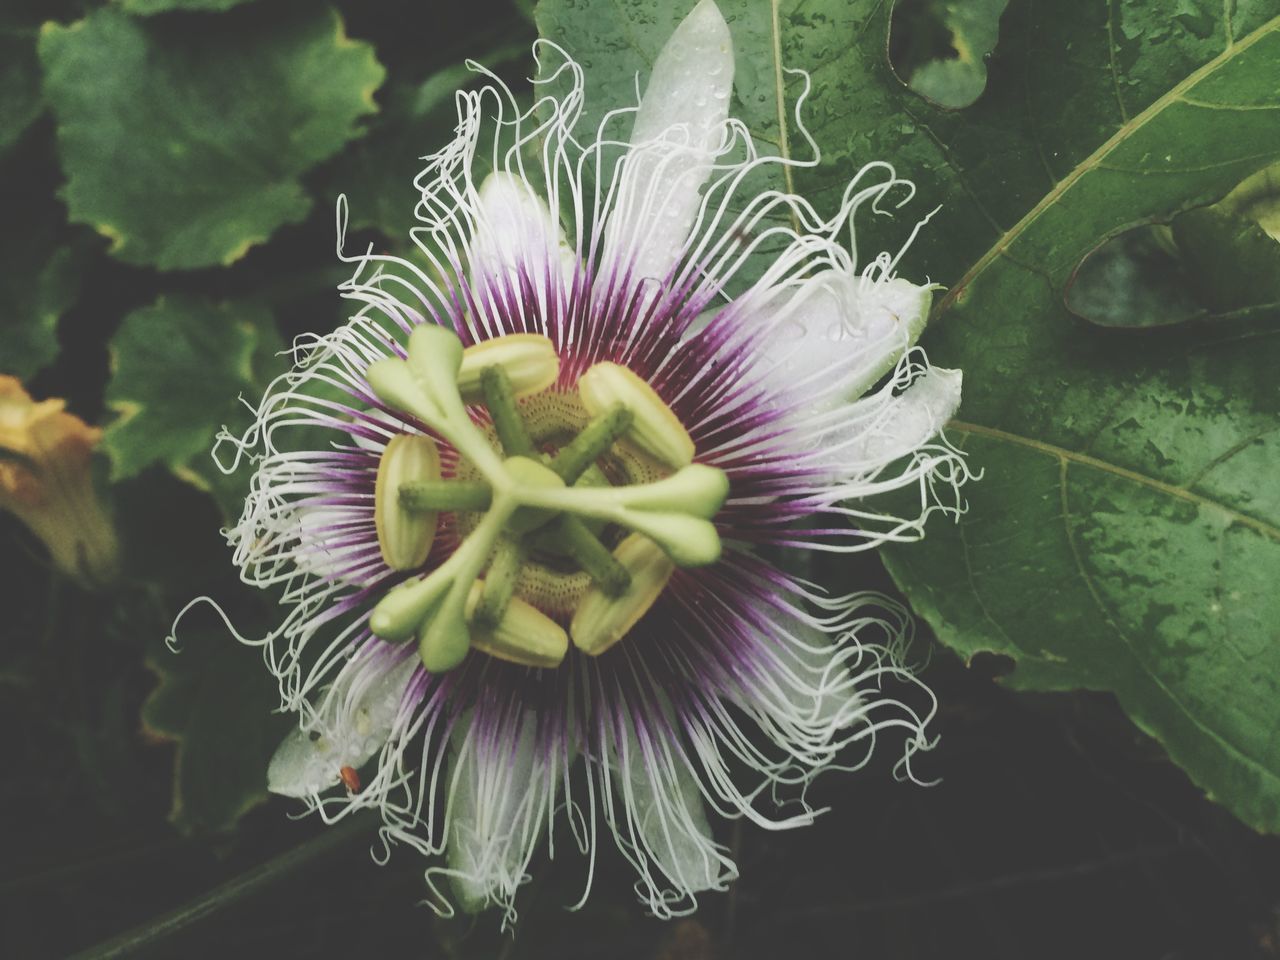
top-left (0, 164), bottom-right (82, 379)
top-left (1064, 224), bottom-right (1202, 328)
top-left (116, 0), bottom-right (262, 14)
top-left (39, 5), bottom-right (385, 269)
top-left (142, 623), bottom-right (291, 834)
top-left (1067, 206), bottom-right (1280, 328)
top-left (890, 0), bottom-right (1011, 109)
top-left (103, 296), bottom-right (284, 520)
top-left (542, 1), bottom-right (1280, 830)
top-left (0, 32), bottom-right (42, 154)
top-left (0, 246), bottom-right (78, 380)
top-left (881, 16), bottom-right (1280, 831)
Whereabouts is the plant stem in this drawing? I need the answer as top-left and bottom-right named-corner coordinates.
top-left (66, 815), bottom-right (375, 960)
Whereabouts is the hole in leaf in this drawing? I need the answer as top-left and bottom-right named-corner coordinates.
top-left (888, 0), bottom-right (1011, 109)
top-left (1067, 167), bottom-right (1280, 330)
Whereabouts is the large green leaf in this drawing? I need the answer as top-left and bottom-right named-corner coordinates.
top-left (539, 0), bottom-right (1280, 831)
top-left (103, 296), bottom-right (284, 519)
top-left (883, 15), bottom-right (1280, 831)
top-left (39, 5), bottom-right (384, 269)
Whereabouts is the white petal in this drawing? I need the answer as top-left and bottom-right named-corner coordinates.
top-left (616, 720), bottom-right (727, 897)
top-left (602, 0), bottom-right (733, 287)
top-left (773, 616), bottom-right (853, 730)
top-left (445, 711), bottom-right (544, 912)
top-left (850, 366), bottom-right (963, 465)
top-left (267, 654), bottom-right (417, 798)
top-left (469, 172), bottom-right (576, 300)
top-left (759, 271), bottom-right (933, 412)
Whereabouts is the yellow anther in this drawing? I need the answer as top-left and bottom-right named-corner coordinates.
top-left (465, 581), bottom-right (569, 668)
top-left (570, 533), bottom-right (674, 656)
top-left (457, 334), bottom-right (561, 403)
top-left (577, 362), bottom-right (694, 468)
top-left (374, 434), bottom-right (441, 571)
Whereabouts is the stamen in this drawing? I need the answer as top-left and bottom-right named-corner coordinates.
top-left (577, 362), bottom-right (695, 468)
top-left (364, 326), bottom-right (731, 668)
top-left (549, 403), bottom-right (634, 484)
top-left (570, 533), bottom-right (675, 656)
top-left (465, 581), bottom-right (568, 668)
top-left (481, 365), bottom-right (536, 458)
top-left (374, 434), bottom-right (441, 571)
top-left (457, 333), bottom-right (560, 403)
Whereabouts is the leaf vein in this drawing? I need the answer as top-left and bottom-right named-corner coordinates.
top-left (948, 419), bottom-right (1280, 542)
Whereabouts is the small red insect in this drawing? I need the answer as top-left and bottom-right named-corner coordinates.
top-left (339, 765), bottom-right (361, 793)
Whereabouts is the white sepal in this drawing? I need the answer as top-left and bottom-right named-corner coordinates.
top-left (602, 0), bottom-right (734, 288)
top-left (267, 654), bottom-right (417, 798)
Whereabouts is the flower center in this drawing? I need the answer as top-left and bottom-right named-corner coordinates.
top-left (451, 389), bottom-right (668, 619)
top-left (361, 326), bottom-right (729, 674)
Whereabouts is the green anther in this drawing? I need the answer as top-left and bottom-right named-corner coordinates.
top-left (559, 516), bottom-right (631, 597)
top-left (400, 480), bottom-right (493, 513)
top-left (474, 537), bottom-right (524, 629)
top-left (480, 365), bottom-right (535, 457)
top-left (549, 403), bottom-right (634, 484)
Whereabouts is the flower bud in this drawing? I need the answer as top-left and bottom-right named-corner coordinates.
top-left (0, 377), bottom-right (118, 587)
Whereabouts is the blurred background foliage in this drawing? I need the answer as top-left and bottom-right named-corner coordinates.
top-left (2, 0), bottom-right (1279, 957)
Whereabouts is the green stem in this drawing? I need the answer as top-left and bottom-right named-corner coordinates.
top-left (66, 816), bottom-right (374, 960)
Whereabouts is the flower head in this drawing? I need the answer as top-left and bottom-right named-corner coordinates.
top-left (0, 376), bottom-right (118, 587)
top-left (196, 0), bottom-right (970, 921)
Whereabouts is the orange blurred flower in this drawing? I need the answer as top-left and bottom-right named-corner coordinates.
top-left (0, 375), bottom-right (118, 587)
